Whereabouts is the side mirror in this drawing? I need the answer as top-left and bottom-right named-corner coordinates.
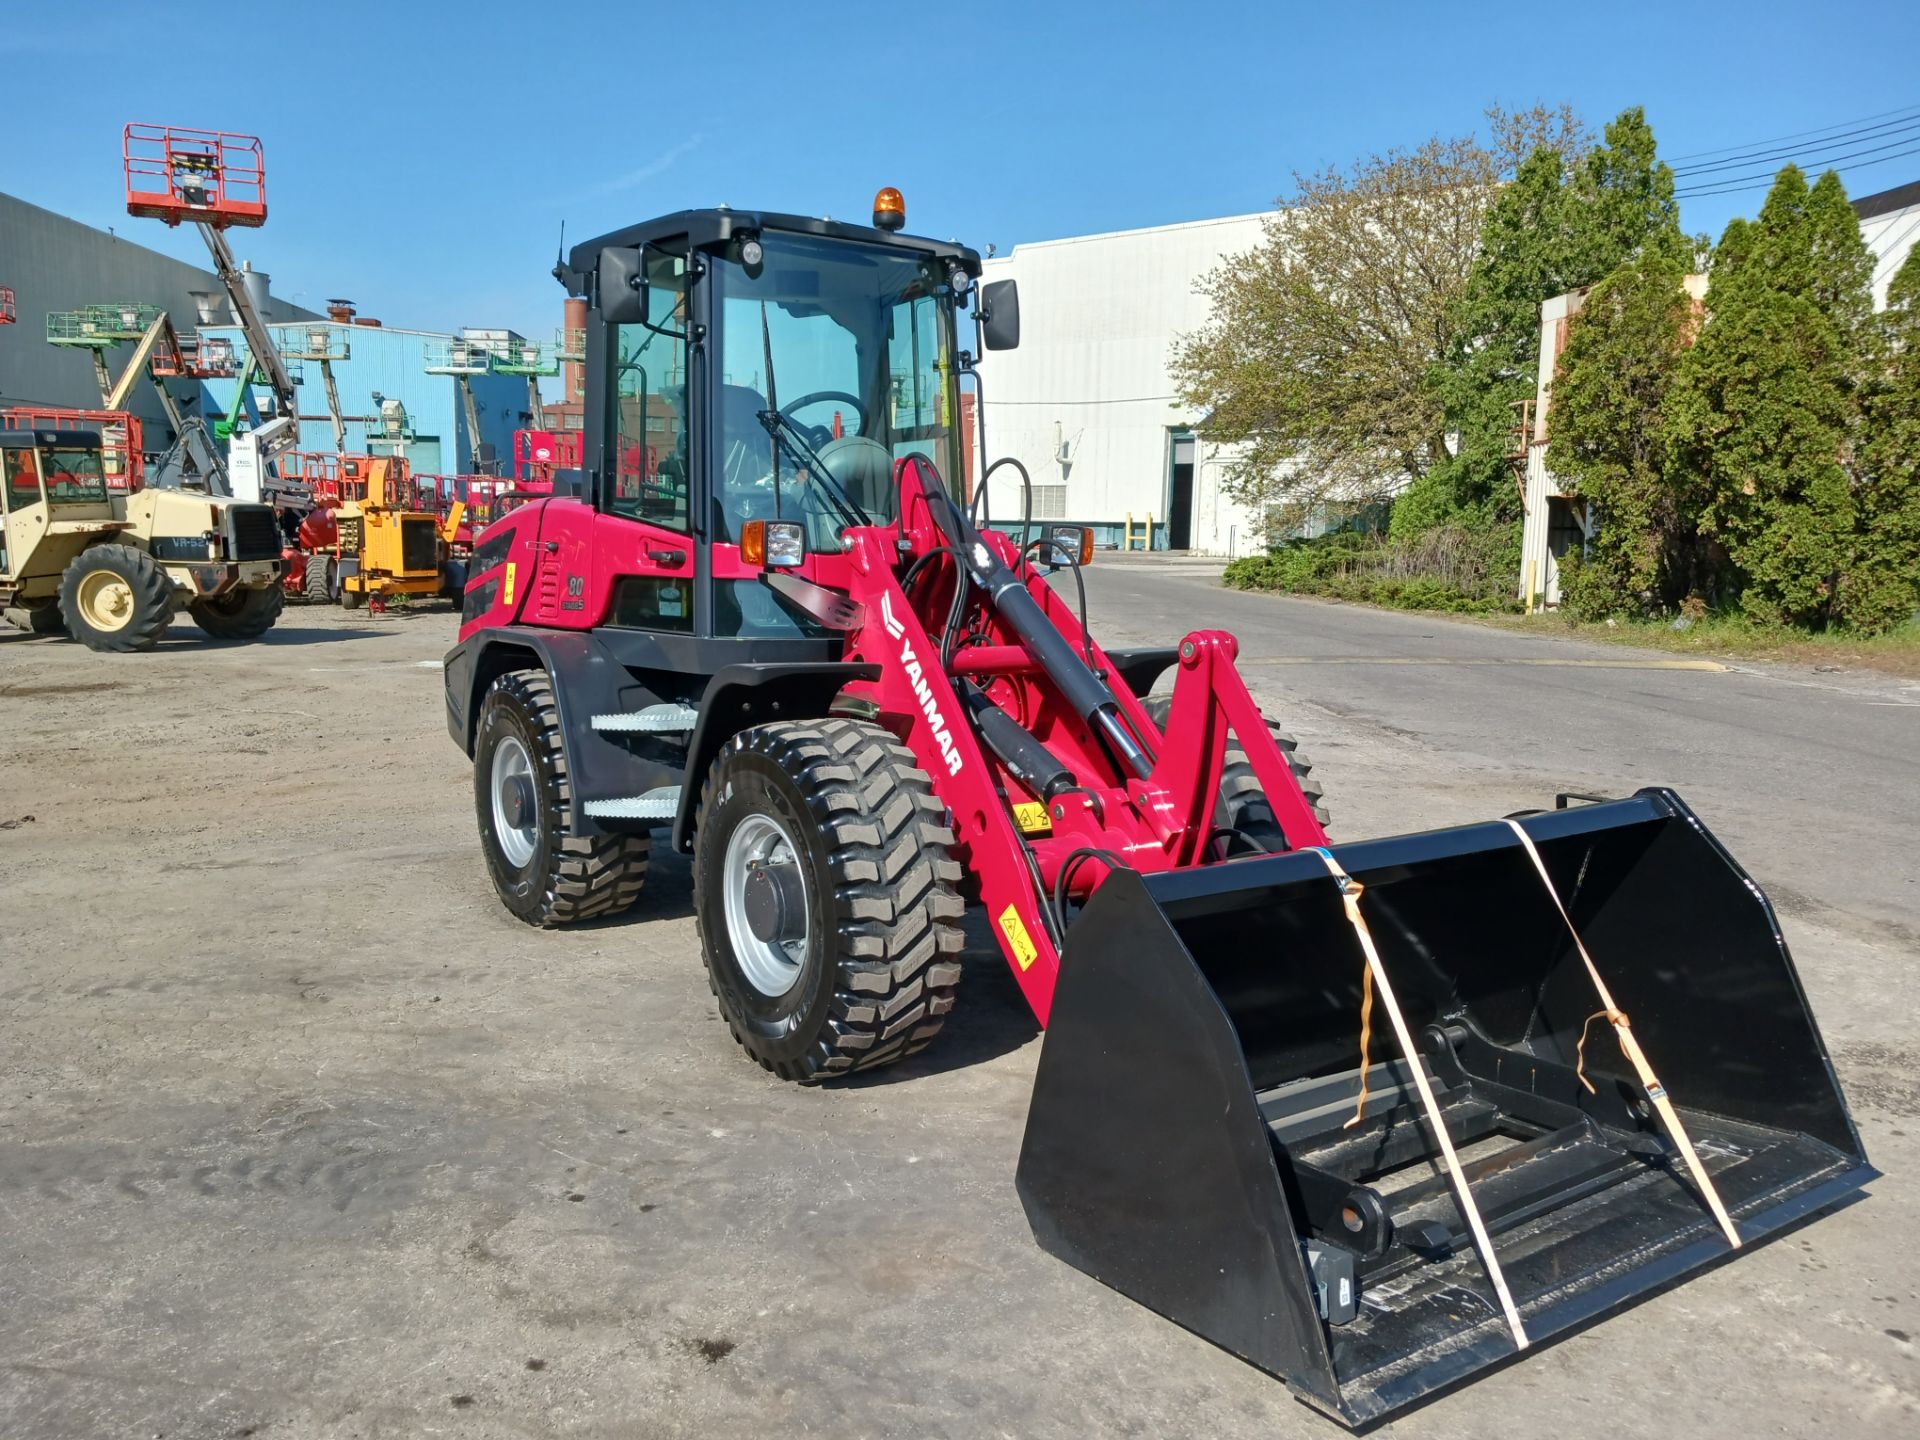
top-left (980, 279), bottom-right (1020, 351)
top-left (598, 246), bottom-right (648, 325)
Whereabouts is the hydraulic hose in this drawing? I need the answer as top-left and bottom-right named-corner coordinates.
top-left (916, 460), bottom-right (1152, 780)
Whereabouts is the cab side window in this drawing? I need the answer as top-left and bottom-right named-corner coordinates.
top-left (608, 248), bottom-right (691, 532)
top-left (3, 447), bottom-right (40, 512)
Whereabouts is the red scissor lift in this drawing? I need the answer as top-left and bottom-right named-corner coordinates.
top-left (0, 286), bottom-right (15, 324)
top-left (0, 405), bottom-right (144, 491)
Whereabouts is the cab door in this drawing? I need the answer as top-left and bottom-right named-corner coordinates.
top-left (587, 243), bottom-right (698, 634)
top-left (1, 442), bottom-right (45, 579)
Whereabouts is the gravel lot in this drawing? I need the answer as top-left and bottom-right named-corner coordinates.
top-left (1, 585), bottom-right (1914, 1439)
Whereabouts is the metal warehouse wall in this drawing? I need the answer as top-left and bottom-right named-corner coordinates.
top-left (0, 190), bottom-right (317, 434)
top-left (973, 212), bottom-right (1274, 555)
top-left (197, 324), bottom-right (525, 475)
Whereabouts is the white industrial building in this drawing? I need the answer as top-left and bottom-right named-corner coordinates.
top-left (1519, 177), bottom-right (1920, 607)
top-left (1854, 179), bottom-right (1920, 309)
top-left (971, 213), bottom-right (1277, 555)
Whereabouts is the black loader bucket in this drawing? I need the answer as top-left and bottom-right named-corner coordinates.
top-left (1016, 790), bottom-right (1874, 1428)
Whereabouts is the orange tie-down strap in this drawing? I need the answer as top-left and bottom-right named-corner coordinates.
top-left (1307, 847), bottom-right (1531, 1351)
top-left (1501, 820), bottom-right (1743, 1250)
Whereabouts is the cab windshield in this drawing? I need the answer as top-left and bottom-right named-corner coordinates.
top-left (40, 446), bottom-right (109, 503)
top-left (712, 230), bottom-right (960, 546)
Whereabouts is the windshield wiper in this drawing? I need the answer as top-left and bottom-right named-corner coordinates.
top-left (756, 408), bottom-right (869, 531)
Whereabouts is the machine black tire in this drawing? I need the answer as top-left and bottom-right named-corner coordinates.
top-left (57, 543), bottom-right (174, 653)
top-left (473, 668), bottom-right (650, 926)
top-left (4, 601), bottom-right (65, 635)
top-left (340, 584), bottom-right (366, 610)
top-left (304, 554), bottom-right (337, 604)
top-left (188, 584), bottom-right (283, 641)
top-left (693, 719), bottom-right (965, 1083)
top-left (1143, 695), bottom-right (1330, 849)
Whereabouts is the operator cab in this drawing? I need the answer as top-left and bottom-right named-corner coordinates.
top-left (562, 201), bottom-right (995, 642)
top-left (1, 429), bottom-right (112, 573)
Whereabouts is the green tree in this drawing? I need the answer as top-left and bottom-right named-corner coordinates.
top-left (1545, 247), bottom-right (1698, 616)
top-left (1171, 105), bottom-right (1584, 532)
top-left (1414, 108), bottom-right (1684, 540)
top-left (1845, 249), bottom-right (1920, 631)
top-left (1670, 166), bottom-right (1872, 627)
top-left (1404, 148), bottom-right (1574, 537)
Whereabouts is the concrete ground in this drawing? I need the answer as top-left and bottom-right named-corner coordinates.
top-left (0, 572), bottom-right (1914, 1439)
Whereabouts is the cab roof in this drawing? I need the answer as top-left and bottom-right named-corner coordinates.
top-left (0, 427), bottom-right (103, 449)
top-left (561, 207), bottom-right (983, 296)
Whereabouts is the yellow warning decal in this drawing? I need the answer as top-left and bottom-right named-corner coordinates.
top-left (502, 561), bottom-right (517, 606)
top-left (998, 904), bottom-right (1039, 971)
top-left (1012, 801), bottom-right (1051, 835)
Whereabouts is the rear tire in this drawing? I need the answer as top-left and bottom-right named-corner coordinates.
top-left (340, 584), bottom-right (366, 611)
top-left (189, 584), bottom-right (283, 640)
top-left (693, 719), bottom-right (965, 1082)
top-left (58, 544), bottom-right (174, 652)
top-left (1142, 695), bottom-right (1330, 849)
top-left (473, 668), bottom-right (650, 926)
top-left (304, 554), bottom-right (337, 604)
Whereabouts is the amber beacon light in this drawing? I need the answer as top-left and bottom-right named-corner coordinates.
top-left (872, 187), bottom-right (905, 232)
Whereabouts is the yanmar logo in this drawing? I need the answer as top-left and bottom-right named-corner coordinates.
top-left (880, 593), bottom-right (963, 777)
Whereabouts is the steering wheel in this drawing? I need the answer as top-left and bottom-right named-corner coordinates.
top-left (779, 390), bottom-right (867, 447)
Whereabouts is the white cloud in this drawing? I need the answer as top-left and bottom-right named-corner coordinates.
top-left (591, 134), bottom-right (705, 196)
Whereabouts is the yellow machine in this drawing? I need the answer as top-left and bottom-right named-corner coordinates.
top-left (331, 457), bottom-right (464, 610)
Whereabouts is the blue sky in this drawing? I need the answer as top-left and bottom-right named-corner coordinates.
top-left (5, 0), bottom-right (1917, 348)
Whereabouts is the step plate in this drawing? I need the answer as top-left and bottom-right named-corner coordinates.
top-left (592, 704), bottom-right (698, 734)
top-left (584, 787), bottom-right (681, 821)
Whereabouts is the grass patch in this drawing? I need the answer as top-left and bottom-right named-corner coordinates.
top-left (1475, 611), bottom-right (1920, 678)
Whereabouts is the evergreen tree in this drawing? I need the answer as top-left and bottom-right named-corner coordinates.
top-left (1845, 249), bottom-right (1920, 632)
top-left (1670, 166), bottom-right (1871, 627)
top-left (1546, 247), bottom-right (1698, 616)
top-left (1412, 108), bottom-right (1681, 540)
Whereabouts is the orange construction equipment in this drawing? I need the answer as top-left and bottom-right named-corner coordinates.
top-left (1, 406), bottom-right (143, 491)
top-left (123, 125), bottom-right (267, 228)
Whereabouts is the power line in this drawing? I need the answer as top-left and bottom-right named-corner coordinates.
top-left (1870, 209), bottom-right (1920, 286)
top-left (1673, 112), bottom-right (1920, 176)
top-left (1666, 103), bottom-right (1920, 163)
top-left (986, 394), bottom-right (1179, 407)
top-left (1676, 139), bottom-right (1920, 199)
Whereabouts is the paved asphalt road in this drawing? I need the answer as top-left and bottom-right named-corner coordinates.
top-left (1, 576), bottom-right (1915, 1439)
top-left (1079, 555), bottom-right (1920, 947)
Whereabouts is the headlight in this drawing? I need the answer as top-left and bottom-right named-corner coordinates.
top-left (764, 520), bottom-right (805, 568)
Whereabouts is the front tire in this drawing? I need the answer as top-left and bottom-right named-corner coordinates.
top-left (58, 544), bottom-right (174, 652)
top-left (473, 669), bottom-right (650, 926)
top-left (189, 584), bottom-right (283, 640)
top-left (4, 602), bottom-right (65, 635)
top-left (693, 719), bottom-right (965, 1083)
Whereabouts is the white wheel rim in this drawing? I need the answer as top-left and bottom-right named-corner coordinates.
top-left (490, 735), bottom-right (539, 868)
top-left (723, 812), bottom-right (809, 998)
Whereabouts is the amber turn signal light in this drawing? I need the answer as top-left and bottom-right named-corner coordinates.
top-left (740, 519), bottom-right (805, 568)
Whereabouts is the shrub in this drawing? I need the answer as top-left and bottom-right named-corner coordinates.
top-left (1224, 525), bottom-right (1522, 613)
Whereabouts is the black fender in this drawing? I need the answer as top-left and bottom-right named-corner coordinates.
top-left (670, 661), bottom-right (881, 852)
top-left (444, 626), bottom-right (680, 838)
top-left (1103, 645), bottom-right (1180, 697)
